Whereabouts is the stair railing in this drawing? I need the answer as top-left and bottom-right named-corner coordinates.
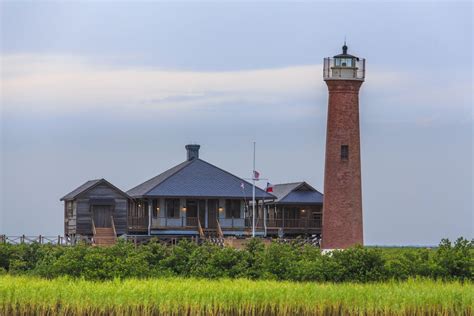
top-left (197, 218), bottom-right (205, 238)
top-left (111, 216), bottom-right (117, 241)
top-left (91, 218), bottom-right (96, 245)
top-left (216, 219), bottom-right (224, 238)
top-left (91, 217), bottom-right (97, 236)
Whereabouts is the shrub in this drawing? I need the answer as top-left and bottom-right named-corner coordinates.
top-left (287, 245), bottom-right (325, 281)
top-left (433, 237), bottom-right (473, 280)
top-left (160, 239), bottom-right (198, 276)
top-left (263, 242), bottom-right (299, 280)
top-left (384, 248), bottom-right (436, 280)
top-left (330, 246), bottom-right (387, 282)
top-left (82, 249), bottom-right (112, 280)
top-left (0, 237), bottom-right (471, 282)
top-left (0, 244), bottom-right (12, 271)
top-left (4, 243), bottom-right (51, 275)
top-left (187, 242), bottom-right (220, 278)
top-left (243, 238), bottom-right (266, 279)
top-left (140, 239), bottom-right (171, 276)
top-left (28, 245), bottom-right (66, 278)
top-left (208, 246), bottom-right (248, 278)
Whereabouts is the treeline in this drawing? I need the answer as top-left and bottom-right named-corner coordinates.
top-left (0, 237), bottom-right (471, 282)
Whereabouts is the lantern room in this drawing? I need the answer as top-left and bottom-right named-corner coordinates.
top-left (323, 43), bottom-right (365, 81)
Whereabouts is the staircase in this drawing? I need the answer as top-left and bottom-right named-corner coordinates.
top-left (93, 227), bottom-right (116, 246)
top-left (203, 228), bottom-right (218, 238)
top-left (92, 217), bottom-right (117, 246)
top-left (197, 219), bottom-right (224, 246)
top-left (203, 228), bottom-right (225, 247)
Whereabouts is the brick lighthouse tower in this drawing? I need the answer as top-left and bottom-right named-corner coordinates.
top-left (321, 43), bottom-right (365, 249)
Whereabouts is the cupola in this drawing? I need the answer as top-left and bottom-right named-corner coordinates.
top-left (333, 43), bottom-right (359, 68)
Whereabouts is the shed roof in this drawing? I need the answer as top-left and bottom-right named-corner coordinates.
top-left (127, 158), bottom-right (275, 199)
top-left (60, 178), bottom-right (130, 201)
top-left (271, 182), bottom-right (323, 205)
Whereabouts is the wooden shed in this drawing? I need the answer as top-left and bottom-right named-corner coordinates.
top-left (60, 179), bottom-right (130, 239)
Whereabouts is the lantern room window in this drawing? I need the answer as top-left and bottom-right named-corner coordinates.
top-left (335, 58), bottom-right (354, 67)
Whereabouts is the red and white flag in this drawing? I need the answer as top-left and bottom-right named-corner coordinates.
top-left (266, 182), bottom-right (274, 193)
top-left (253, 170), bottom-right (260, 180)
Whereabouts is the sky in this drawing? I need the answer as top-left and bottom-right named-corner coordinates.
top-left (0, 1), bottom-right (472, 245)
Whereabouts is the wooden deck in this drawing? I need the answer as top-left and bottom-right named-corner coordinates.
top-left (128, 216), bottom-right (321, 236)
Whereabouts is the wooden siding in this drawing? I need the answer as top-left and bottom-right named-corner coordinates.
top-left (64, 201), bottom-right (77, 236)
top-left (70, 183), bottom-right (128, 236)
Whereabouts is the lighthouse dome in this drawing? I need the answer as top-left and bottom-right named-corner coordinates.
top-left (333, 43), bottom-right (359, 60)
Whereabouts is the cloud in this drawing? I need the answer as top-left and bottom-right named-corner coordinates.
top-left (0, 54), bottom-right (324, 118)
top-left (1, 54), bottom-right (470, 125)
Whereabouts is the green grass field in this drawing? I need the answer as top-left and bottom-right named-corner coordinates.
top-left (0, 276), bottom-right (471, 315)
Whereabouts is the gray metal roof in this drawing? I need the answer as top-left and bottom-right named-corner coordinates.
top-left (127, 160), bottom-right (192, 197)
top-left (127, 158), bottom-right (275, 199)
top-left (60, 178), bottom-right (130, 201)
top-left (271, 182), bottom-right (323, 205)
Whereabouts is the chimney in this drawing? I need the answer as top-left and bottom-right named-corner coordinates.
top-left (185, 144), bottom-right (200, 161)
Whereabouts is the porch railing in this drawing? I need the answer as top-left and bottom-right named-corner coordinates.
top-left (186, 217), bottom-right (198, 227)
top-left (127, 216), bottom-right (148, 229)
top-left (245, 218), bottom-right (264, 229)
top-left (266, 218), bottom-right (322, 229)
top-left (128, 216), bottom-right (200, 229)
top-left (128, 216), bottom-right (322, 230)
top-left (245, 218), bottom-right (322, 230)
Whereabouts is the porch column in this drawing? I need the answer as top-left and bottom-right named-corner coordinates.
top-left (263, 201), bottom-right (267, 237)
top-left (205, 200), bottom-right (208, 228)
top-left (282, 207), bottom-right (285, 228)
top-left (148, 199), bottom-right (152, 236)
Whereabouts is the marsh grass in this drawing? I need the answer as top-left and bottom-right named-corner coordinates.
top-left (0, 276), bottom-right (471, 315)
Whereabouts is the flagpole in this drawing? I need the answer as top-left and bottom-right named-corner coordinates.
top-left (252, 141), bottom-right (256, 238)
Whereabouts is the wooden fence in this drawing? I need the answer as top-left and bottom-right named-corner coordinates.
top-left (0, 235), bottom-right (92, 245)
top-left (0, 234), bottom-right (321, 248)
top-left (0, 234), bottom-right (200, 247)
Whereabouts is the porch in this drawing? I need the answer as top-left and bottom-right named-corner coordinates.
top-left (127, 198), bottom-right (322, 236)
top-left (127, 198), bottom-right (248, 234)
top-left (264, 204), bottom-right (322, 236)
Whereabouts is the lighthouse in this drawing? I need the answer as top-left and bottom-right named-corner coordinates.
top-left (321, 43), bottom-right (365, 249)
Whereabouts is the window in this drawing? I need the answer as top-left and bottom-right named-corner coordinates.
top-left (186, 200), bottom-right (198, 218)
top-left (285, 207), bottom-right (301, 220)
top-left (225, 200), bottom-right (241, 219)
top-left (312, 212), bottom-right (322, 228)
top-left (275, 208), bottom-right (283, 219)
top-left (166, 199), bottom-right (180, 218)
top-left (335, 58), bottom-right (353, 67)
top-left (341, 145), bottom-right (349, 160)
top-left (138, 201), bottom-right (148, 218)
top-left (152, 199), bottom-right (159, 218)
top-left (130, 201), bottom-right (137, 217)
